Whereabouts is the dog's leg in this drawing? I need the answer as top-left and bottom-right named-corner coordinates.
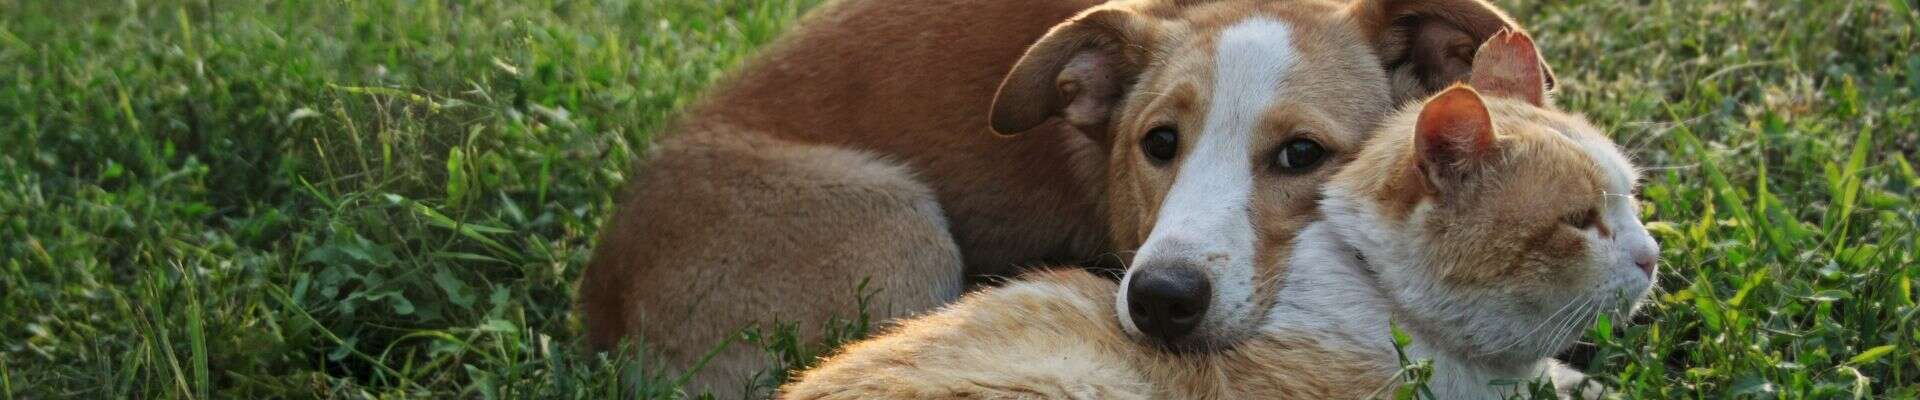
top-left (579, 132), bottom-right (965, 399)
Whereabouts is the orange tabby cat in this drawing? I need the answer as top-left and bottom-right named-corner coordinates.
top-left (780, 30), bottom-right (1658, 399)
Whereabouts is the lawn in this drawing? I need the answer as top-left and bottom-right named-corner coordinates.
top-left (1, 0), bottom-right (1915, 398)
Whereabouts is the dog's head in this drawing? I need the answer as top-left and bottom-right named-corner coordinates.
top-left (990, 0), bottom-right (1552, 351)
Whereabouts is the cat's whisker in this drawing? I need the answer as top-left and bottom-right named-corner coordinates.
top-left (1254, 265), bottom-right (1289, 291)
top-left (1538, 300), bottom-right (1600, 357)
top-left (1509, 294), bottom-right (1596, 360)
top-left (1637, 163), bottom-right (1698, 172)
top-left (1521, 294), bottom-right (1593, 356)
top-left (1476, 292), bottom-right (1591, 358)
top-left (1562, 301), bottom-right (1599, 340)
top-left (1099, 250), bottom-right (1140, 270)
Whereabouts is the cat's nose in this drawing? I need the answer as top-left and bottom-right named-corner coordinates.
top-left (1126, 265), bottom-right (1211, 344)
top-left (1633, 250), bottom-right (1657, 276)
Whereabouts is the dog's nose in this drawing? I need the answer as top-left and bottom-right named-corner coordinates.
top-left (1126, 265), bottom-right (1211, 343)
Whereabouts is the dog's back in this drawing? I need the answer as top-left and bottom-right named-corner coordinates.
top-left (580, 1), bottom-right (1105, 395)
top-left (679, 0), bottom-right (1114, 273)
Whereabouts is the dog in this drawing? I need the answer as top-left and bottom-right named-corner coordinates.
top-left (578, 0), bottom-right (1549, 396)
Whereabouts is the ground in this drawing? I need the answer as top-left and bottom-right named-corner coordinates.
top-left (1, 0), bottom-right (1915, 398)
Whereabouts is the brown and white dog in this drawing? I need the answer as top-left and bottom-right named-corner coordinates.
top-left (578, 0), bottom-right (1548, 396)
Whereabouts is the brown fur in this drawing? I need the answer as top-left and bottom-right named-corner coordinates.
top-left (581, 2), bottom-right (1099, 394)
top-left (581, 130), bottom-right (968, 394)
top-left (580, 0), bottom-right (1547, 395)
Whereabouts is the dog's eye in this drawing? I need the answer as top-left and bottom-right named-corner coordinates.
top-left (1141, 126), bottom-right (1179, 164)
top-left (1270, 139), bottom-right (1328, 173)
top-left (1564, 208), bottom-right (1600, 230)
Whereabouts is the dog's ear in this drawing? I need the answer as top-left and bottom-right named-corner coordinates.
top-left (1349, 0), bottom-right (1557, 104)
top-left (1468, 29), bottom-right (1550, 107)
top-left (990, 8), bottom-right (1154, 136)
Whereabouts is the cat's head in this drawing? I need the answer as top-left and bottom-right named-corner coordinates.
top-left (1323, 31), bottom-right (1658, 364)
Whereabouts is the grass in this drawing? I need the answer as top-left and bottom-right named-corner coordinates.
top-left (0, 0), bottom-right (1915, 398)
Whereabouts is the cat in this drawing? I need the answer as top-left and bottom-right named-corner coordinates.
top-left (779, 30), bottom-right (1659, 400)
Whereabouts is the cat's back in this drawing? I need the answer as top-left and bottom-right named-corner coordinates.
top-left (780, 269), bottom-right (1153, 400)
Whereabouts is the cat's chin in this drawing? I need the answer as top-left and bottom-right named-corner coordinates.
top-left (1466, 284), bottom-right (1650, 364)
top-left (1589, 263), bottom-right (1656, 319)
top-left (1383, 286), bottom-right (1603, 367)
top-left (1460, 260), bottom-right (1655, 362)
top-left (1442, 319), bottom-right (1594, 368)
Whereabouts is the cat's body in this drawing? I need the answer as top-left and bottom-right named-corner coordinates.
top-left (1260, 223), bottom-right (1598, 399)
top-left (781, 31), bottom-right (1658, 400)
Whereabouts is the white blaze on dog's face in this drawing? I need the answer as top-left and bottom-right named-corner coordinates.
top-left (1107, 14), bottom-right (1372, 351)
top-left (989, 0), bottom-right (1548, 350)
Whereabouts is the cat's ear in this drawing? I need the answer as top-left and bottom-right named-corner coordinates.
top-left (1468, 29), bottom-right (1551, 107)
top-left (1415, 85), bottom-right (1495, 191)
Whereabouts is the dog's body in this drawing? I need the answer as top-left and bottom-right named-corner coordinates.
top-left (580, 1), bottom-right (1102, 393)
top-left (580, 0), bottom-right (1541, 395)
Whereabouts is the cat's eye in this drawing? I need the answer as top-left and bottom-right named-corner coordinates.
top-left (1565, 208), bottom-right (1600, 231)
top-left (1271, 138), bottom-right (1329, 173)
top-left (1141, 126), bottom-right (1179, 164)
